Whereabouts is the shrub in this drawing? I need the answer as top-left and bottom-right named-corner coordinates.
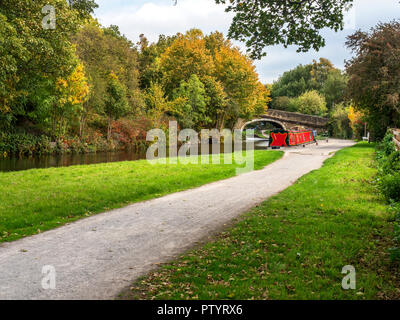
top-left (294, 90), bottom-right (328, 116)
top-left (388, 203), bottom-right (400, 261)
top-left (376, 131), bottom-right (400, 261)
top-left (380, 173), bottom-right (400, 202)
top-left (382, 151), bottom-right (400, 175)
top-left (328, 103), bottom-right (352, 139)
top-left (380, 132), bottom-right (396, 156)
top-left (0, 133), bottom-right (52, 156)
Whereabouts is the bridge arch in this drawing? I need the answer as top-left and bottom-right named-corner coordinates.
top-left (240, 118), bottom-right (287, 132)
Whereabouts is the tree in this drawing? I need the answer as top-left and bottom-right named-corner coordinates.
top-left (158, 29), bottom-right (269, 127)
top-left (144, 82), bottom-right (179, 128)
top-left (214, 45), bottom-right (270, 120)
top-left (322, 70), bottom-right (348, 110)
top-left (72, 21), bottom-right (143, 136)
top-left (346, 21), bottom-right (400, 139)
top-left (104, 72), bottom-right (129, 141)
top-left (293, 90), bottom-right (327, 116)
top-left (137, 34), bottom-right (176, 90)
top-left (53, 63), bottom-right (90, 139)
top-left (347, 106), bottom-right (365, 140)
top-left (271, 64), bottom-right (313, 98)
top-left (271, 96), bottom-right (292, 111)
top-left (214, 0), bottom-right (354, 59)
top-left (172, 74), bottom-right (209, 130)
top-left (0, 0), bottom-right (95, 133)
top-left (271, 58), bottom-right (342, 99)
top-left (202, 76), bottom-right (228, 129)
top-left (329, 103), bottom-right (352, 139)
top-left (310, 58), bottom-right (336, 91)
top-left (67, 0), bottom-right (98, 19)
top-left (0, 14), bottom-right (26, 116)
top-left (271, 58), bottom-right (345, 112)
top-left (160, 30), bottom-right (215, 97)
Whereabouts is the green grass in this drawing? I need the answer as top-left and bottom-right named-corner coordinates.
top-left (122, 142), bottom-right (400, 300)
top-left (0, 150), bottom-right (282, 242)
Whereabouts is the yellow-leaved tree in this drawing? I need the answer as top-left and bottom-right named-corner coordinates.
top-left (348, 106), bottom-right (365, 139)
top-left (53, 63), bottom-right (90, 139)
top-left (158, 29), bottom-right (270, 129)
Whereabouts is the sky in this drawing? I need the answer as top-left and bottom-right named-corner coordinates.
top-left (94, 0), bottom-right (400, 83)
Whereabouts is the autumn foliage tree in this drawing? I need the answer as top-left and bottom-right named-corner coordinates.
top-left (0, 0), bottom-right (94, 130)
top-left (157, 29), bottom-right (270, 129)
top-left (72, 21), bottom-right (143, 134)
top-left (53, 63), bottom-right (90, 139)
top-left (346, 21), bottom-right (400, 139)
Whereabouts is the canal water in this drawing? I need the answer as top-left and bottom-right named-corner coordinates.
top-left (0, 138), bottom-right (269, 172)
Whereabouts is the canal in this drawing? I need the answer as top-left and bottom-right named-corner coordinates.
top-left (0, 138), bottom-right (269, 172)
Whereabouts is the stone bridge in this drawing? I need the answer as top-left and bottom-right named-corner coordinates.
top-left (235, 109), bottom-right (329, 133)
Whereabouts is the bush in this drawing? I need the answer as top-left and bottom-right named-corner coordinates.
top-left (380, 132), bottom-right (396, 156)
top-left (376, 131), bottom-right (400, 261)
top-left (271, 96), bottom-right (291, 111)
top-left (0, 133), bottom-right (52, 157)
top-left (294, 90), bottom-right (328, 116)
top-left (328, 103), bottom-right (353, 139)
top-left (388, 203), bottom-right (400, 261)
top-left (380, 173), bottom-right (400, 202)
top-left (382, 151), bottom-right (400, 175)
top-left (112, 117), bottom-right (153, 150)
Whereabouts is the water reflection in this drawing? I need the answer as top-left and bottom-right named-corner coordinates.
top-left (0, 138), bottom-right (269, 172)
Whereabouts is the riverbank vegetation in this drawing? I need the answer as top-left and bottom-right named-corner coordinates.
top-left (0, 150), bottom-right (282, 243)
top-left (376, 132), bottom-right (400, 261)
top-left (122, 143), bottom-right (400, 300)
top-left (2, 1), bottom-right (392, 160)
top-left (0, 1), bottom-right (269, 157)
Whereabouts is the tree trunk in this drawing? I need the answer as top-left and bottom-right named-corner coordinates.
top-left (218, 112), bottom-right (226, 130)
top-left (79, 102), bottom-right (89, 139)
top-left (107, 116), bottom-right (112, 141)
top-left (79, 113), bottom-right (86, 139)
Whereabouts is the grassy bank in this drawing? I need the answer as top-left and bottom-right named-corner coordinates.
top-left (0, 151), bottom-right (282, 243)
top-left (123, 143), bottom-right (400, 300)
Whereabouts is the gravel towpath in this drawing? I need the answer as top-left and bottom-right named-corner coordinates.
top-left (0, 139), bottom-right (355, 299)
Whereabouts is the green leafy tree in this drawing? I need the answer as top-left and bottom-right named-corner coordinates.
top-left (271, 96), bottom-right (293, 112)
top-left (137, 34), bottom-right (177, 90)
top-left (0, 14), bottom-right (26, 116)
top-left (214, 0), bottom-right (354, 59)
top-left (0, 0), bottom-right (94, 133)
top-left (104, 73), bottom-right (129, 141)
top-left (172, 74), bottom-right (209, 130)
top-left (271, 58), bottom-right (345, 112)
top-left (310, 58), bottom-right (336, 91)
top-left (271, 64), bottom-right (313, 99)
top-left (144, 82), bottom-right (182, 128)
top-left (322, 70), bottom-right (348, 110)
top-left (202, 76), bottom-right (228, 129)
top-left (72, 21), bottom-right (143, 136)
top-left (293, 90), bottom-right (327, 116)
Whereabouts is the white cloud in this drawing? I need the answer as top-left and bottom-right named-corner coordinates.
top-left (94, 0), bottom-right (400, 83)
top-left (95, 0), bottom-right (233, 43)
